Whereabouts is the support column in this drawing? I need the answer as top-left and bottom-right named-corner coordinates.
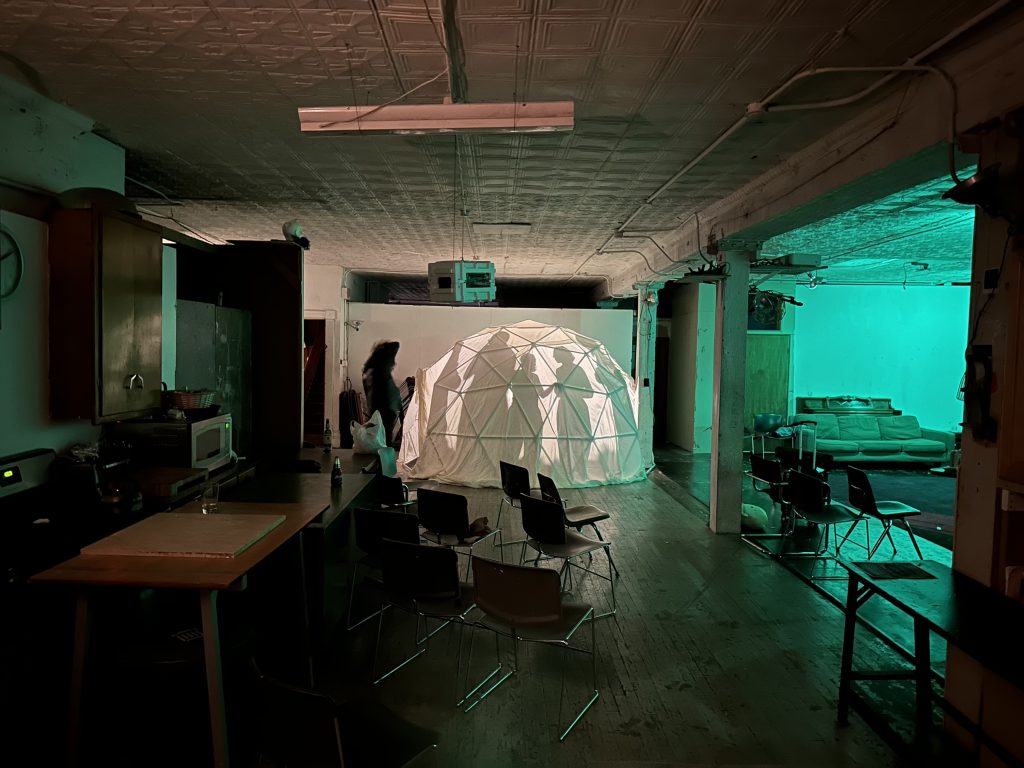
top-left (710, 250), bottom-right (753, 533)
top-left (634, 281), bottom-right (663, 471)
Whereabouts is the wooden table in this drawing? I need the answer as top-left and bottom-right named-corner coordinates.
top-left (837, 559), bottom-right (1024, 765)
top-left (31, 470), bottom-right (372, 768)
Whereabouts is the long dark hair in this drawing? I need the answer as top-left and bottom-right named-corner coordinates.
top-left (363, 340), bottom-right (400, 374)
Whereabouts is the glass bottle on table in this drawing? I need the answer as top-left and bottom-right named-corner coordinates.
top-left (331, 457), bottom-right (343, 489)
top-left (323, 419), bottom-right (332, 452)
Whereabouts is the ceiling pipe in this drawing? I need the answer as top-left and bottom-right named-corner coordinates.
top-left (593, 0), bottom-right (1013, 262)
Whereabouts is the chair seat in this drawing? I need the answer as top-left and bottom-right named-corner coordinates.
top-left (335, 698), bottom-right (437, 768)
top-left (564, 505), bottom-right (609, 527)
top-left (478, 600), bottom-right (592, 642)
top-left (796, 502), bottom-right (858, 526)
top-left (388, 583), bottom-right (477, 621)
top-left (424, 531), bottom-right (493, 548)
top-left (873, 500), bottom-right (921, 518)
top-left (527, 528), bottom-right (607, 560)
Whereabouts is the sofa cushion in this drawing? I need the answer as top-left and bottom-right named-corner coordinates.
top-left (900, 438), bottom-right (946, 455)
top-left (877, 415), bottom-right (923, 440)
top-left (857, 440), bottom-right (899, 454)
top-left (838, 415), bottom-right (882, 441)
top-left (816, 438), bottom-right (861, 454)
top-left (797, 414), bottom-right (839, 439)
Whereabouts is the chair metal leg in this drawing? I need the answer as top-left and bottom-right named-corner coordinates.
top-left (372, 606), bottom-right (429, 685)
top-left (558, 610), bottom-right (600, 741)
top-left (837, 518), bottom-right (865, 554)
top-left (902, 518), bottom-right (924, 559)
top-left (463, 631), bottom-right (514, 713)
top-left (348, 562), bottom-right (387, 632)
top-left (868, 521), bottom-right (898, 558)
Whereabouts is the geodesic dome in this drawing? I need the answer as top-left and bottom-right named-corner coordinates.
top-left (398, 320), bottom-right (644, 488)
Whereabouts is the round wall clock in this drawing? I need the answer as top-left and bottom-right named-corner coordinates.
top-left (0, 226), bottom-right (24, 299)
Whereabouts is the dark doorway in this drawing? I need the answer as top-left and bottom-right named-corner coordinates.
top-left (303, 319), bottom-right (327, 445)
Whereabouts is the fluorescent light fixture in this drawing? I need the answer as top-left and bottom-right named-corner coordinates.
top-left (472, 222), bottom-right (533, 236)
top-left (298, 101), bottom-right (573, 135)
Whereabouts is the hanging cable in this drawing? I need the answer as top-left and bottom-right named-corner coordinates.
top-left (452, 134), bottom-right (458, 261)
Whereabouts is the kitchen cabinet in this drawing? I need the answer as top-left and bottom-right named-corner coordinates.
top-left (49, 209), bottom-right (162, 422)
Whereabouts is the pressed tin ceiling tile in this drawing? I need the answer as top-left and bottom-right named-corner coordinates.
top-left (0, 0), bottom-right (1004, 284)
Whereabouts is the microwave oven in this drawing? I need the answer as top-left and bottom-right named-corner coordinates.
top-left (110, 414), bottom-right (234, 471)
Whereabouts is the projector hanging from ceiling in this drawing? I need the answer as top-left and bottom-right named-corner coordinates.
top-left (298, 100), bottom-right (574, 136)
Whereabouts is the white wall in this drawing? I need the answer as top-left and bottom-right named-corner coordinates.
top-left (792, 284), bottom-right (969, 431)
top-left (303, 261), bottom-right (344, 440)
top-left (0, 77), bottom-right (125, 457)
top-left (666, 284), bottom-right (715, 452)
top-left (346, 303), bottom-right (634, 385)
top-left (0, 212), bottom-right (102, 456)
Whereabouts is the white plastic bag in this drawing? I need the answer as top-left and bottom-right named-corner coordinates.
top-left (352, 411), bottom-right (386, 454)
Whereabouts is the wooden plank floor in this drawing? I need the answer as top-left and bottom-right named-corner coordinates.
top-left (324, 478), bottom-right (901, 768)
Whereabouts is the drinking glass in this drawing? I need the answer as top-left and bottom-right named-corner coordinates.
top-left (201, 482), bottom-right (220, 514)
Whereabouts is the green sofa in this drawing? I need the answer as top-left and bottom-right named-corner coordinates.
top-left (793, 413), bottom-right (953, 464)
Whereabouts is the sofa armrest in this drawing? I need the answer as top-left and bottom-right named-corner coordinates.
top-left (921, 428), bottom-right (954, 460)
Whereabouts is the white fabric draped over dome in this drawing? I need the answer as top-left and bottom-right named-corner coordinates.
top-left (398, 320), bottom-right (644, 488)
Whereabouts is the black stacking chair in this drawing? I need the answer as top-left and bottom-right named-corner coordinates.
top-left (536, 472), bottom-right (619, 578)
top-left (496, 461), bottom-right (532, 547)
top-left (741, 454), bottom-right (793, 557)
top-left (776, 445), bottom-right (834, 482)
top-left (377, 474), bottom-right (414, 508)
top-left (785, 471), bottom-right (861, 579)
top-left (519, 494), bottom-right (616, 617)
top-left (250, 657), bottom-right (436, 767)
top-left (846, 466), bottom-right (924, 560)
top-left (416, 488), bottom-right (502, 579)
top-left (347, 508), bottom-right (421, 631)
top-left (462, 557), bottom-right (598, 742)
top-left (372, 540), bottom-right (477, 696)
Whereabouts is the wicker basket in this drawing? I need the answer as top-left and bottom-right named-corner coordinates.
top-left (165, 389), bottom-right (215, 409)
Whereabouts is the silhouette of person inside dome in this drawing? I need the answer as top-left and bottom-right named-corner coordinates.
top-left (508, 351), bottom-right (542, 468)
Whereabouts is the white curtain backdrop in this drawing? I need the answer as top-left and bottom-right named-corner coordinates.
top-left (398, 320), bottom-right (645, 488)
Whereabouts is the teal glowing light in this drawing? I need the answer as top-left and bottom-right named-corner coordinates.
top-left (763, 168), bottom-right (977, 284)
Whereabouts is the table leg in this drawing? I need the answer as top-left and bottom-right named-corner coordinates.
top-left (199, 590), bottom-right (229, 768)
top-left (67, 591), bottom-right (89, 767)
top-left (914, 617), bottom-right (932, 742)
top-left (838, 573), bottom-right (859, 724)
top-left (297, 529), bottom-right (315, 687)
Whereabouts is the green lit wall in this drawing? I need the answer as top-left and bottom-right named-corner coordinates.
top-left (0, 76), bottom-right (125, 457)
top-left (792, 284), bottom-right (968, 431)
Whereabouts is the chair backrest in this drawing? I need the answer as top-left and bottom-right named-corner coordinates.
top-left (250, 657), bottom-right (344, 767)
top-left (472, 556), bottom-right (562, 626)
top-left (353, 508), bottom-right (420, 557)
top-left (381, 539), bottom-right (461, 601)
top-left (786, 470), bottom-right (829, 518)
top-left (775, 446), bottom-right (833, 477)
top-left (749, 454), bottom-right (784, 503)
top-left (377, 447), bottom-right (398, 477)
top-left (519, 493), bottom-right (567, 544)
top-left (536, 473), bottom-right (563, 506)
top-left (846, 465), bottom-right (879, 516)
top-left (499, 461), bottom-right (531, 500)
top-left (750, 454), bottom-right (783, 485)
top-left (416, 487), bottom-right (470, 538)
top-left (376, 474), bottom-right (408, 506)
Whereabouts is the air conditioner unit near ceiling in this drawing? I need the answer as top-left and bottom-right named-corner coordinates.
top-left (781, 253), bottom-right (821, 268)
top-left (751, 253), bottom-right (822, 274)
top-left (428, 261), bottom-right (497, 304)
